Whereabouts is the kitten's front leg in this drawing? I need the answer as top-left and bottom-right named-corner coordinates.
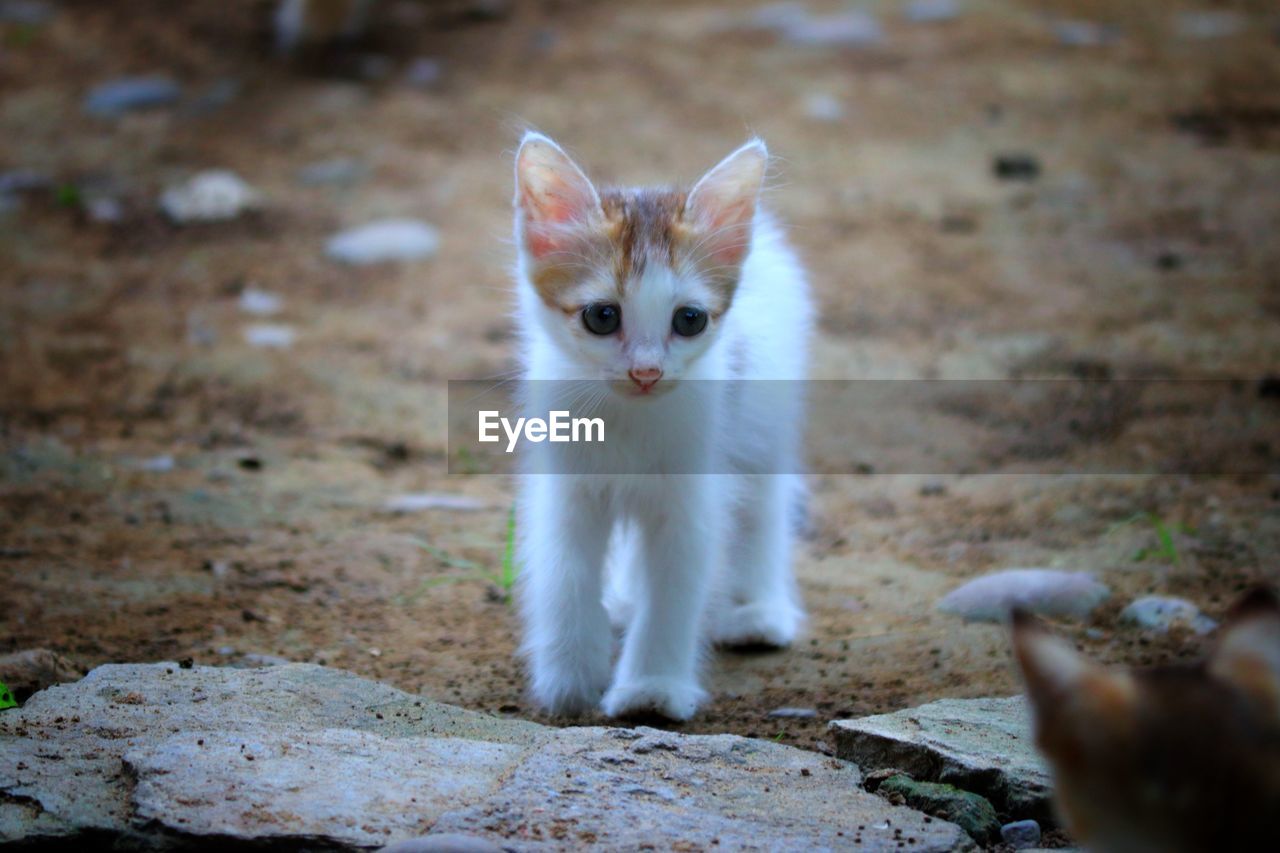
top-left (518, 476), bottom-right (613, 715)
top-left (601, 480), bottom-right (719, 721)
top-left (711, 473), bottom-right (803, 648)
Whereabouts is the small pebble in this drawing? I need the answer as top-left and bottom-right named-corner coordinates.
top-left (1121, 596), bottom-right (1217, 635)
top-left (160, 170), bottom-right (261, 223)
top-left (84, 76), bottom-right (181, 117)
top-left (384, 493), bottom-right (489, 513)
top-left (84, 195), bottom-right (125, 224)
top-left (1000, 819), bottom-right (1041, 849)
top-left (243, 324), bottom-right (295, 349)
top-left (0, 170), bottom-right (50, 196)
top-left (131, 454), bottom-right (175, 473)
top-left (238, 288), bottom-right (283, 317)
top-left (1051, 20), bottom-right (1118, 47)
top-left (767, 706), bottom-right (818, 719)
top-left (326, 219), bottom-right (440, 265)
top-left (404, 57), bottom-right (443, 88)
top-left (904, 0), bottom-right (960, 24)
top-left (1175, 11), bottom-right (1243, 41)
top-left (0, 0), bottom-right (54, 25)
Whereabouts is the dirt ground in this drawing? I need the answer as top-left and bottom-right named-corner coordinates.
top-left (2, 0), bottom-right (1279, 776)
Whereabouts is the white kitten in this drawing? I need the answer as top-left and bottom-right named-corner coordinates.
top-left (511, 132), bottom-right (812, 720)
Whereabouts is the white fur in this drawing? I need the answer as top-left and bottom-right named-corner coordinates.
top-left (512, 135), bottom-right (812, 720)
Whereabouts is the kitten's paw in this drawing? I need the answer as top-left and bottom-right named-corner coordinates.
top-left (601, 677), bottom-right (708, 721)
top-left (711, 601), bottom-right (802, 649)
top-left (529, 660), bottom-right (611, 717)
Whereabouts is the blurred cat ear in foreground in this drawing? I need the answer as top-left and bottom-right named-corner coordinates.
top-left (1209, 587), bottom-right (1280, 719)
top-left (684, 139), bottom-right (769, 267)
top-left (1011, 609), bottom-right (1134, 721)
top-left (514, 132), bottom-right (602, 262)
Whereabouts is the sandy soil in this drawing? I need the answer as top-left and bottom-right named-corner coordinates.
top-left (2, 0), bottom-right (1279, 786)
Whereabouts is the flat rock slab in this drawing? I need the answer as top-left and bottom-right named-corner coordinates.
top-left (1, 663), bottom-right (974, 851)
top-left (830, 696), bottom-right (1054, 824)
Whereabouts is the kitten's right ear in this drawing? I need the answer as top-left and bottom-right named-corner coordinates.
top-left (1209, 587), bottom-right (1280, 719)
top-left (1012, 610), bottom-right (1134, 721)
top-left (514, 132), bottom-right (602, 262)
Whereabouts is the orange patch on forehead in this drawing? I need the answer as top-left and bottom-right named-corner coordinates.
top-left (600, 187), bottom-right (687, 291)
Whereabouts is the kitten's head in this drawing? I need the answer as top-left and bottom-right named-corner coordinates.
top-left (1012, 590), bottom-right (1280, 852)
top-left (513, 132), bottom-right (768, 396)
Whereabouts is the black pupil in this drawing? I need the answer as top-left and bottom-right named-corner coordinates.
top-left (583, 303), bottom-right (620, 335)
top-left (673, 306), bottom-right (707, 337)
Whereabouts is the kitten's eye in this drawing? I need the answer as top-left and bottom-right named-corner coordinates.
top-left (582, 303), bottom-right (621, 335)
top-left (672, 306), bottom-right (708, 337)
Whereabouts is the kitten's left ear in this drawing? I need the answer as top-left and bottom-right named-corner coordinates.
top-left (1209, 587), bottom-right (1280, 719)
top-left (684, 139), bottom-right (769, 267)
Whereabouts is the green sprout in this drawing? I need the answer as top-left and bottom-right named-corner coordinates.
top-left (55, 184), bottom-right (82, 209)
top-left (0, 680), bottom-right (16, 710)
top-left (395, 507), bottom-right (519, 605)
top-left (1130, 513), bottom-right (1192, 564)
top-left (500, 504), bottom-right (518, 593)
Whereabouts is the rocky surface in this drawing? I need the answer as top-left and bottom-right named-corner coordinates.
top-left (1, 663), bottom-right (974, 851)
top-left (830, 696), bottom-right (1054, 825)
top-left (876, 775), bottom-right (1000, 845)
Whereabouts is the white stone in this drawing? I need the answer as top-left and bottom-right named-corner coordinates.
top-left (384, 492), bottom-right (490, 513)
top-left (2, 663), bottom-right (973, 851)
top-left (1121, 596), bottom-right (1217, 634)
top-left (237, 288), bottom-right (283, 316)
top-left (242, 324), bottom-right (295, 349)
top-left (326, 219), bottom-right (440, 265)
top-left (160, 170), bottom-right (262, 223)
top-left (937, 568), bottom-right (1109, 622)
top-left (131, 455), bottom-right (175, 473)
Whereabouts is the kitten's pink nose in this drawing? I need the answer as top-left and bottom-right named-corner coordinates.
top-left (628, 367), bottom-right (663, 390)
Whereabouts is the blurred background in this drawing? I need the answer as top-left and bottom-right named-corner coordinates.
top-left (2, 0), bottom-right (1278, 758)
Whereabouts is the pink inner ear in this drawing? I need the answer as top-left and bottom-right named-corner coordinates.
top-left (517, 146), bottom-right (599, 262)
top-left (686, 144), bottom-right (766, 268)
top-left (520, 187), bottom-right (575, 260)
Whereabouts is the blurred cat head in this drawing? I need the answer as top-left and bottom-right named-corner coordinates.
top-left (512, 132), bottom-right (767, 396)
top-left (1012, 589), bottom-right (1280, 853)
